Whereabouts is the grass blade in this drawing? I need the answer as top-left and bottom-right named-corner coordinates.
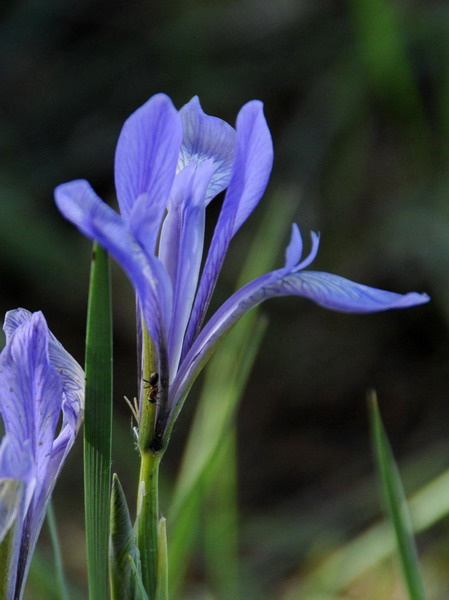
top-left (155, 518), bottom-right (168, 600)
top-left (369, 391), bottom-right (426, 600)
top-left (84, 242), bottom-right (113, 600)
top-left (46, 502), bottom-right (70, 600)
top-left (203, 429), bottom-right (239, 599)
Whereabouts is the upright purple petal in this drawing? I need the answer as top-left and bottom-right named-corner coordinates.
top-left (284, 223), bottom-right (303, 268)
top-left (114, 93), bottom-right (182, 220)
top-left (158, 165), bottom-right (198, 286)
top-left (168, 160), bottom-right (215, 376)
top-left (182, 100), bottom-right (273, 354)
top-left (178, 96), bottom-right (236, 203)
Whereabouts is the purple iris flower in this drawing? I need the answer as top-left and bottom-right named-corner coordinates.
top-left (54, 93), bottom-right (429, 450)
top-left (0, 309), bottom-right (84, 599)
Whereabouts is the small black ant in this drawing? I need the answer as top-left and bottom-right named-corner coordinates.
top-left (143, 372), bottom-right (159, 403)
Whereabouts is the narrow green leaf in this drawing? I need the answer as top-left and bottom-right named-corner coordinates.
top-left (155, 518), bottom-right (168, 600)
top-left (110, 474), bottom-right (140, 600)
top-left (84, 242), bottom-right (113, 600)
top-left (203, 430), bottom-right (239, 599)
top-left (369, 391), bottom-right (427, 600)
top-left (282, 465), bottom-right (449, 599)
top-left (46, 502), bottom-right (70, 600)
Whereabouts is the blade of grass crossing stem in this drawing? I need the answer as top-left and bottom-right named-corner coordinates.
top-left (156, 518), bottom-right (168, 600)
top-left (84, 243), bottom-right (113, 600)
top-left (46, 502), bottom-right (70, 600)
top-left (203, 429), bottom-right (239, 599)
top-left (169, 317), bottom-right (266, 597)
top-left (369, 392), bottom-right (426, 600)
top-left (28, 550), bottom-right (85, 600)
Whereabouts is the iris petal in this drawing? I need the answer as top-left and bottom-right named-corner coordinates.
top-left (182, 100), bottom-right (273, 354)
top-left (178, 96), bottom-right (236, 203)
top-left (284, 223), bottom-right (303, 268)
top-left (168, 267), bottom-right (429, 441)
top-left (168, 160), bottom-right (215, 376)
top-left (55, 179), bottom-right (172, 355)
top-left (114, 93), bottom-right (182, 220)
top-left (285, 271), bottom-right (430, 312)
top-left (0, 310), bottom-right (84, 600)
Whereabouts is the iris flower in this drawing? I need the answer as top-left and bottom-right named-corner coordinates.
top-left (55, 93), bottom-right (429, 450)
top-left (0, 309), bottom-right (84, 600)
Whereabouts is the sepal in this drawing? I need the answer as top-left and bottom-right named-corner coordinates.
top-left (109, 474), bottom-right (141, 600)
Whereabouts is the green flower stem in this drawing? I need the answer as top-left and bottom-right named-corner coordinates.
top-left (136, 319), bottom-right (165, 598)
top-left (136, 449), bottom-right (162, 599)
top-left (138, 322), bottom-right (157, 453)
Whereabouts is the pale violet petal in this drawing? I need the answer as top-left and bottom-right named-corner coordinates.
top-left (282, 271), bottom-right (431, 313)
top-left (168, 160), bottom-right (215, 377)
top-left (127, 192), bottom-right (167, 256)
top-left (114, 93), bottom-right (182, 219)
top-left (182, 100), bottom-right (273, 355)
top-left (2, 308), bottom-right (33, 343)
top-left (284, 223), bottom-right (303, 268)
top-left (55, 179), bottom-right (171, 355)
top-left (178, 96), bottom-right (236, 203)
top-left (0, 312), bottom-right (84, 600)
top-left (295, 232), bottom-right (320, 271)
top-left (159, 165), bottom-right (198, 286)
top-left (168, 268), bottom-right (429, 444)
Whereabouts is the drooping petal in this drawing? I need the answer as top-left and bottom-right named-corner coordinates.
top-left (127, 192), bottom-right (168, 257)
top-left (178, 96), bottom-right (236, 203)
top-left (114, 93), bottom-right (182, 220)
top-left (182, 100), bottom-right (273, 354)
top-left (280, 271), bottom-right (431, 313)
top-left (55, 180), bottom-right (172, 356)
top-left (168, 267), bottom-right (429, 443)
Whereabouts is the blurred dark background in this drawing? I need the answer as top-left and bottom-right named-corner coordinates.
top-left (1, 0), bottom-right (448, 598)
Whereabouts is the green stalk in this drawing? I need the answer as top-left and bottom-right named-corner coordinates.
top-left (136, 450), bottom-right (162, 598)
top-left (136, 320), bottom-right (163, 598)
top-left (46, 502), bottom-right (70, 600)
top-left (84, 243), bottom-right (113, 600)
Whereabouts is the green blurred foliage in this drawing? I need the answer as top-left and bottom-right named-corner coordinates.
top-left (1, 0), bottom-right (448, 598)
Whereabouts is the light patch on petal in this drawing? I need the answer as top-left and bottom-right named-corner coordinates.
top-left (178, 97), bottom-right (236, 204)
top-left (0, 479), bottom-right (23, 543)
